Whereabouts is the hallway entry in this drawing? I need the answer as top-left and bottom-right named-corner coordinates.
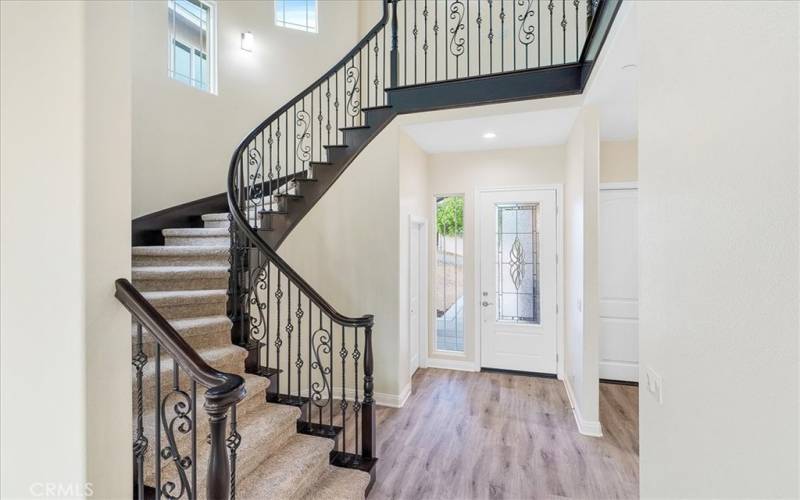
top-left (479, 188), bottom-right (558, 374)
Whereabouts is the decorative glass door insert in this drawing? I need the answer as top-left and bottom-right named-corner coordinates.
top-left (496, 203), bottom-right (540, 324)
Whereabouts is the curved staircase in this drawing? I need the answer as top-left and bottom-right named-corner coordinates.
top-left (130, 210), bottom-right (370, 499)
top-left (122, 0), bottom-right (619, 498)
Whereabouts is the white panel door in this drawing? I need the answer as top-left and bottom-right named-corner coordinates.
top-left (599, 187), bottom-right (639, 382)
top-left (479, 189), bottom-right (558, 374)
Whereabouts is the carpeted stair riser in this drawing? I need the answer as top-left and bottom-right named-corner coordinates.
top-left (165, 236), bottom-right (231, 246)
top-left (133, 276), bottom-right (229, 292)
top-left (144, 404), bottom-right (303, 498)
top-left (136, 345), bottom-right (247, 409)
top-left (303, 467), bottom-right (371, 500)
top-left (132, 247), bottom-right (230, 267)
top-left (134, 317), bottom-right (232, 357)
top-left (142, 291), bottom-right (228, 320)
top-left (236, 434), bottom-right (335, 500)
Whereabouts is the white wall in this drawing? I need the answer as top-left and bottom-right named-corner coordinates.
top-left (132, 0), bottom-right (362, 217)
top-left (1, 1), bottom-right (131, 498)
top-left (279, 122), bottom-right (403, 400)
top-left (563, 106), bottom-right (601, 436)
top-left (398, 131), bottom-right (430, 389)
top-left (638, 1), bottom-right (799, 497)
top-left (600, 140), bottom-right (637, 183)
top-left (425, 145), bottom-right (566, 368)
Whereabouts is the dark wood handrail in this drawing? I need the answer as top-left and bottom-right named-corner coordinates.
top-left (115, 278), bottom-right (246, 409)
top-left (225, 1), bottom-right (389, 329)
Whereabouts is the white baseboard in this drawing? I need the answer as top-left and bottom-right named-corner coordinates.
top-left (563, 377), bottom-right (603, 437)
top-left (425, 357), bottom-right (480, 372)
top-left (301, 381), bottom-right (412, 409)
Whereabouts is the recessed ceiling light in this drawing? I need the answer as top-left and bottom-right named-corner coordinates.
top-left (621, 64), bottom-right (637, 71)
top-left (483, 132), bottom-right (497, 139)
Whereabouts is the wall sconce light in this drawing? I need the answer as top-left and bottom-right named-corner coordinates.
top-left (241, 32), bottom-right (254, 52)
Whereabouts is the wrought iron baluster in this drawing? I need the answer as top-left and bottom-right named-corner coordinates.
top-left (518, 0), bottom-right (536, 68)
top-left (353, 327), bottom-right (361, 453)
top-left (326, 78), bottom-right (331, 159)
top-left (466, 0), bottom-right (470, 77)
top-left (334, 71), bottom-right (340, 147)
top-left (422, 0), bottom-right (428, 83)
top-left (339, 321), bottom-right (347, 452)
top-left (477, 0), bottom-right (482, 74)
top-left (293, 102), bottom-right (297, 177)
top-left (413, 0), bottom-right (418, 84)
top-left (160, 362), bottom-right (193, 500)
top-left (574, 0), bottom-right (579, 60)
top-left (155, 344), bottom-right (161, 500)
top-left (500, 0), bottom-right (506, 72)
top-left (514, 0), bottom-right (517, 70)
top-left (191, 381), bottom-right (196, 497)
top-left (287, 278), bottom-right (293, 396)
top-left (488, 0), bottom-right (494, 72)
top-left (433, 0), bottom-right (438, 81)
top-left (404, 0), bottom-right (407, 85)
top-left (275, 269), bottom-right (283, 394)
top-left (317, 87), bottom-right (323, 163)
top-left (295, 287), bottom-right (304, 400)
top-left (537, 0), bottom-right (541, 66)
top-left (449, 0), bottom-right (465, 78)
top-left (444, 0), bottom-right (448, 79)
top-left (267, 124), bottom-right (274, 213)
top-left (548, 0), bottom-right (554, 65)
top-left (561, 0), bottom-right (567, 63)
top-left (328, 313), bottom-right (334, 431)
top-left (133, 323), bottom-right (148, 500)
top-left (227, 405), bottom-right (240, 500)
top-left (265, 261), bottom-right (271, 377)
top-left (373, 37), bottom-right (380, 104)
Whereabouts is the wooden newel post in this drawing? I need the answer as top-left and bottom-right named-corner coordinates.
top-left (361, 323), bottom-right (376, 459)
top-left (389, 0), bottom-right (399, 88)
top-left (206, 407), bottom-right (231, 500)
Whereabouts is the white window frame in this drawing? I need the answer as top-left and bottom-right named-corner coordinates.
top-left (168, 0), bottom-right (218, 94)
top-left (274, 0), bottom-right (318, 33)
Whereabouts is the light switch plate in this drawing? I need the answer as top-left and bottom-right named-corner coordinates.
top-left (645, 367), bottom-right (663, 404)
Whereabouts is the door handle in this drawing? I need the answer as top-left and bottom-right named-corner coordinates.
top-left (482, 301), bottom-right (493, 307)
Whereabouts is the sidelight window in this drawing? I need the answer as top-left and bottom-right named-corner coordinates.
top-left (169, 0), bottom-right (216, 93)
top-left (435, 196), bottom-right (464, 352)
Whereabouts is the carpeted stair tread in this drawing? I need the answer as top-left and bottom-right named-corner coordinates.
top-left (132, 245), bottom-right (230, 256)
top-left (302, 467), bottom-right (371, 500)
top-left (132, 266), bottom-right (229, 279)
top-left (132, 314), bottom-right (232, 353)
top-left (236, 434), bottom-right (336, 500)
top-left (145, 403), bottom-right (303, 495)
top-left (162, 228), bottom-right (230, 237)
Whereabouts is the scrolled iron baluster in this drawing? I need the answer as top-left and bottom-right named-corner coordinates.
top-left (339, 323), bottom-right (348, 450)
top-left (295, 108), bottom-right (311, 164)
top-left (488, 0), bottom-right (495, 72)
top-left (352, 327), bottom-right (361, 452)
top-left (517, 0), bottom-right (536, 68)
top-left (574, 0), bottom-right (579, 60)
top-left (345, 64), bottom-right (361, 121)
top-left (422, 1), bottom-right (428, 82)
top-left (548, 0), bottom-right (554, 65)
top-left (500, 0), bottom-right (506, 72)
top-left (448, 0), bottom-right (466, 78)
top-left (310, 326), bottom-right (333, 410)
top-left (159, 368), bottom-right (194, 500)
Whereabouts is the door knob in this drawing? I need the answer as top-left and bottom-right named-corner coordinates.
top-left (482, 301), bottom-right (493, 307)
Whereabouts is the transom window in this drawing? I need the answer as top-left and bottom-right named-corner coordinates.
top-left (169, 0), bottom-right (216, 93)
top-left (275, 0), bottom-right (318, 33)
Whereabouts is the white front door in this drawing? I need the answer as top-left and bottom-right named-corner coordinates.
top-left (598, 187), bottom-right (639, 382)
top-left (479, 189), bottom-right (558, 374)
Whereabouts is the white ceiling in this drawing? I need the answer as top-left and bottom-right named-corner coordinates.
top-left (402, 107), bottom-right (581, 154)
top-left (585, 3), bottom-right (638, 141)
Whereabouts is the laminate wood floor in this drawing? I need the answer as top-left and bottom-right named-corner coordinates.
top-left (367, 368), bottom-right (639, 500)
